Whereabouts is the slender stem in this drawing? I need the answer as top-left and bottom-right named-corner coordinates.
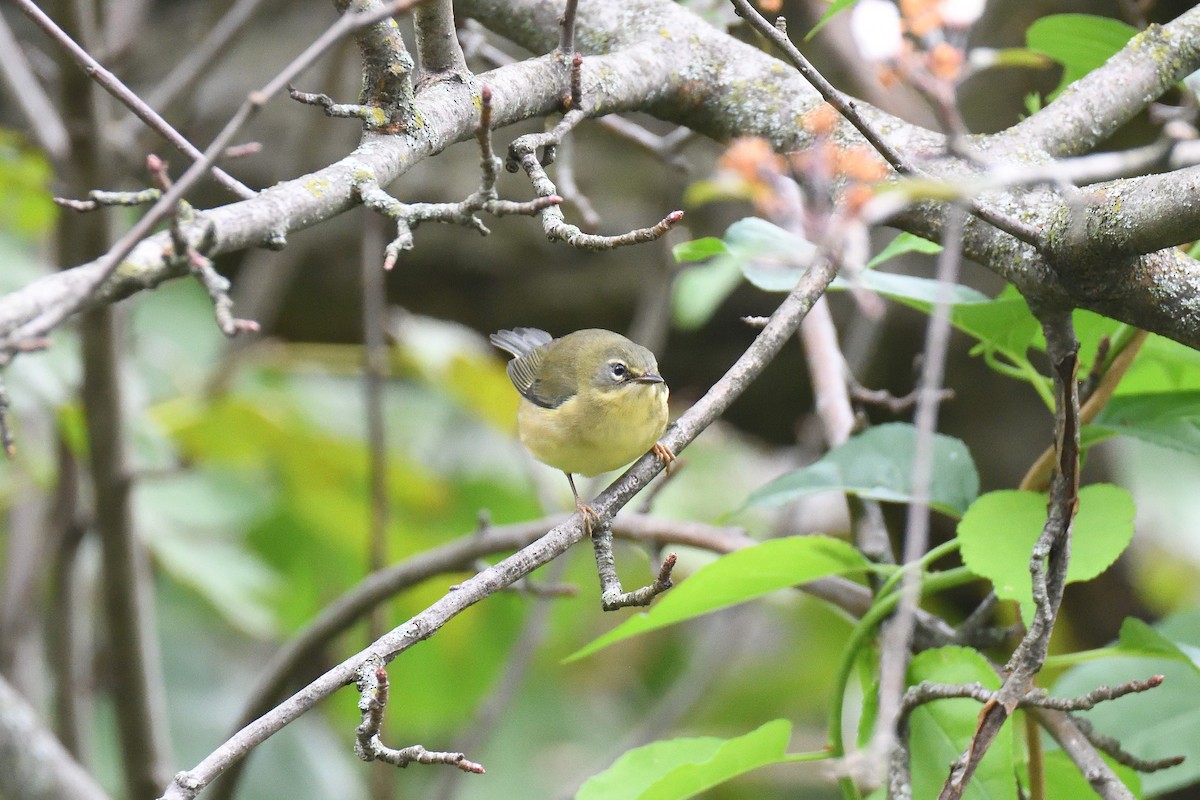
top-left (360, 213), bottom-right (393, 800)
top-left (11, 0), bottom-right (253, 198)
top-left (83, 306), bottom-right (173, 799)
top-left (558, 0), bottom-right (579, 58)
top-left (872, 206), bottom-right (965, 780)
top-left (726, 0), bottom-right (1041, 248)
top-left (0, 11), bottom-right (69, 158)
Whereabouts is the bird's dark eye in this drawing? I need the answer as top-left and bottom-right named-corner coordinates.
top-left (610, 362), bottom-right (628, 380)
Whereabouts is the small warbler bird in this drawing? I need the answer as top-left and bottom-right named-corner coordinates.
top-left (491, 327), bottom-right (675, 528)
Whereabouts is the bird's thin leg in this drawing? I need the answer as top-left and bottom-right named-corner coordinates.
top-left (566, 472), bottom-right (599, 533)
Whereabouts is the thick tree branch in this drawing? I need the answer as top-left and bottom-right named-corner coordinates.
top-left (9, 0), bottom-right (1200, 355)
top-left (998, 7), bottom-right (1200, 158)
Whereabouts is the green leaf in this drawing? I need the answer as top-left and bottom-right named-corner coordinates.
top-left (806, 0), bottom-right (859, 42)
top-left (1026, 14), bottom-right (1138, 99)
top-left (137, 470), bottom-right (281, 636)
top-left (866, 232), bottom-right (942, 269)
top-left (671, 257), bottom-right (743, 329)
top-left (721, 217), bottom-right (816, 263)
top-left (1113, 618), bottom-right (1200, 675)
top-left (1115, 334), bottom-right (1200, 395)
top-left (743, 423), bottom-right (980, 518)
top-left (672, 237), bottom-right (729, 263)
top-left (671, 218), bottom-right (816, 329)
top-left (566, 536), bottom-right (870, 662)
top-left (1089, 392), bottom-right (1200, 455)
top-left (957, 485), bottom-right (1135, 623)
top-left (576, 719), bottom-right (809, 800)
top-left (0, 133), bottom-right (57, 239)
top-left (908, 647), bottom-right (1016, 800)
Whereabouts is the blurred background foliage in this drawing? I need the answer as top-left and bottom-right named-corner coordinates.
top-left (4, 0), bottom-right (1200, 798)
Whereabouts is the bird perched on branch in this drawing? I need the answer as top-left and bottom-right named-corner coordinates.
top-left (490, 327), bottom-right (675, 529)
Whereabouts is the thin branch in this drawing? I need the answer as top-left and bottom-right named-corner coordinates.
top-left (875, 205), bottom-right (966, 784)
top-left (1021, 329), bottom-right (1148, 492)
top-left (414, 0), bottom-right (468, 80)
top-left (10, 0), bottom-right (253, 198)
top-left (459, 19), bottom-right (693, 169)
top-left (1033, 708), bottom-right (1137, 800)
top-left (590, 520), bottom-right (676, 609)
top-left (0, 0), bottom-right (423, 362)
top-left (507, 113), bottom-right (685, 248)
top-left (557, 0), bottom-right (579, 59)
top-left (0, 11), bottom-right (69, 159)
top-left (354, 657), bottom-right (485, 773)
top-left (1071, 715), bottom-right (1186, 773)
top-left (937, 311), bottom-right (1081, 800)
top-left (83, 305), bottom-right (173, 798)
top-left (726, 0), bottom-right (1042, 249)
top-left (1025, 676), bottom-right (1164, 712)
top-left (161, 254), bottom-right (840, 800)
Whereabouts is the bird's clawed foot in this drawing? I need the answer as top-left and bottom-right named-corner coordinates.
top-left (652, 442), bottom-right (676, 475)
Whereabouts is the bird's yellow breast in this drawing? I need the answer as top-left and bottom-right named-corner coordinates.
top-left (517, 382), bottom-right (669, 477)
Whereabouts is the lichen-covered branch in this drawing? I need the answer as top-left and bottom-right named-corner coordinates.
top-left (11, 0), bottom-right (1200, 352)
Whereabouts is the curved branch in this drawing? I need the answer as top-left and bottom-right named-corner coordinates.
top-left (160, 253), bottom-right (841, 800)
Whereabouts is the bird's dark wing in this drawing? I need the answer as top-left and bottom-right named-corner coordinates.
top-left (490, 328), bottom-right (571, 408)
top-left (489, 327), bottom-right (552, 357)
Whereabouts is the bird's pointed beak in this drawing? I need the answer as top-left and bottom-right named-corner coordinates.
top-left (633, 372), bottom-right (665, 384)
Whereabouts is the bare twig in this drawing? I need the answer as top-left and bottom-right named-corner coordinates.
top-left (354, 657), bottom-right (485, 773)
top-left (1033, 708), bottom-right (1137, 800)
top-left (161, 253), bottom-right (841, 800)
top-left (0, 0), bottom-right (422, 362)
top-left (10, 0), bottom-right (253, 198)
top-left (355, 83), bottom-right (562, 268)
top-left (83, 305), bottom-right (173, 798)
top-left (504, 82), bottom-right (685, 249)
top-left (1021, 330), bottom-right (1147, 492)
top-left (54, 188), bottom-right (162, 212)
top-left (875, 205), bottom-right (966, 783)
top-left (414, 0), bottom-right (468, 81)
top-left (590, 520), bottom-right (676, 609)
top-left (558, 0), bottom-right (580, 59)
top-left (0, 11), bottom-right (69, 159)
top-left (848, 376), bottom-right (954, 414)
top-left (289, 87), bottom-right (396, 125)
top-left (937, 311), bottom-right (1081, 800)
top-left (1071, 715), bottom-right (1185, 773)
top-left (726, 0), bottom-right (1042, 249)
